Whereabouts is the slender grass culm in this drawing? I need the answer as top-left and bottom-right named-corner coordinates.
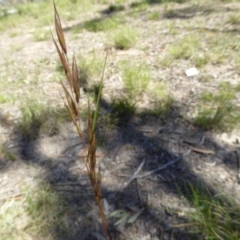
top-left (51, 2), bottom-right (112, 240)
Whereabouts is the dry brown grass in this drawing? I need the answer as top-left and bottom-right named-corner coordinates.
top-left (51, 2), bottom-right (112, 239)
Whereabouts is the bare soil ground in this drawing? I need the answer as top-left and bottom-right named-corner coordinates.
top-left (1, 0), bottom-right (240, 239)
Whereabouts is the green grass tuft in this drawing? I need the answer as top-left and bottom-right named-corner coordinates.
top-left (0, 94), bottom-right (13, 104)
top-left (77, 53), bottom-right (104, 91)
top-left (228, 14), bottom-right (240, 25)
top-left (180, 183), bottom-right (240, 240)
top-left (130, 1), bottom-right (149, 11)
top-left (193, 53), bottom-right (210, 68)
top-left (148, 11), bottom-right (161, 20)
top-left (0, 145), bottom-right (16, 161)
top-left (84, 16), bottom-right (122, 32)
top-left (148, 81), bottom-right (174, 115)
top-left (111, 26), bottom-right (138, 50)
top-left (111, 96), bottom-right (136, 124)
top-left (195, 84), bottom-right (240, 131)
top-left (0, 178), bottom-right (69, 240)
top-left (24, 181), bottom-right (69, 239)
top-left (169, 35), bottom-right (200, 60)
top-left (121, 61), bottom-right (151, 97)
top-left (17, 101), bottom-right (69, 140)
top-left (107, 4), bottom-right (125, 13)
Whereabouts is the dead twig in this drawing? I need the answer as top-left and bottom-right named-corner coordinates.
top-left (136, 157), bottom-right (181, 179)
top-left (0, 193), bottom-right (23, 202)
top-left (136, 179), bottom-right (145, 206)
top-left (122, 150), bottom-right (191, 189)
top-left (188, 146), bottom-right (215, 155)
top-left (122, 158), bottom-right (146, 189)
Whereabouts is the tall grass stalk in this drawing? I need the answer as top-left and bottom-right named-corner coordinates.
top-left (51, 2), bottom-right (112, 239)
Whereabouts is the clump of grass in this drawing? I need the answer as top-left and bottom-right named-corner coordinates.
top-left (201, 74), bottom-right (212, 83)
top-left (77, 53), bottom-right (104, 91)
top-left (84, 16), bottom-right (122, 32)
top-left (0, 94), bottom-right (12, 103)
top-left (52, 3), bottom-right (112, 239)
top-left (207, 36), bottom-right (231, 64)
top-left (17, 101), bottom-right (69, 140)
top-left (111, 96), bottom-right (136, 124)
top-left (163, 8), bottom-right (177, 18)
top-left (121, 61), bottom-right (151, 97)
top-left (159, 56), bottom-right (173, 68)
top-left (168, 22), bottom-right (178, 35)
top-left (235, 83), bottom-right (240, 92)
top-left (148, 11), bottom-right (161, 20)
top-left (148, 81), bottom-right (174, 115)
top-left (98, 112), bottom-right (119, 133)
top-left (130, 1), bottom-right (149, 11)
top-left (169, 35), bottom-right (200, 60)
top-left (0, 144), bottom-right (16, 161)
top-left (181, 183), bottom-right (240, 240)
top-left (9, 44), bottom-right (24, 52)
top-left (0, 178), bottom-right (68, 240)
top-left (8, 30), bottom-right (19, 37)
top-left (195, 84), bottom-right (240, 131)
top-left (193, 53), bottom-right (210, 68)
top-left (228, 14), bottom-right (240, 25)
top-left (24, 181), bottom-right (68, 238)
top-left (107, 4), bottom-right (125, 13)
top-left (111, 26), bottom-right (138, 50)
top-left (148, 0), bottom-right (187, 3)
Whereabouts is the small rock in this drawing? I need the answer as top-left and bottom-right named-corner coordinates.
top-left (185, 67), bottom-right (199, 77)
top-left (7, 8), bottom-right (18, 15)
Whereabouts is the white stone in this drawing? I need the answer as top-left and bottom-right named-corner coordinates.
top-left (185, 67), bottom-right (199, 77)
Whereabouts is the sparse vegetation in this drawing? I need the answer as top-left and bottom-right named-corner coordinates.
top-left (24, 181), bottom-right (68, 238)
top-left (2, 0), bottom-right (240, 239)
top-left (121, 61), bottom-right (151, 97)
top-left (148, 81), bottom-right (174, 115)
top-left (195, 83), bottom-right (240, 131)
top-left (111, 26), bottom-right (138, 50)
top-left (0, 144), bottom-right (16, 161)
top-left (111, 96), bottom-right (136, 123)
top-left (8, 30), bottom-right (19, 38)
top-left (228, 14), bottom-right (240, 25)
top-left (17, 101), bottom-right (69, 140)
top-left (0, 94), bottom-right (12, 104)
top-left (178, 183), bottom-right (240, 240)
top-left (107, 4), bottom-right (125, 13)
top-left (169, 35), bottom-right (200, 60)
top-left (0, 0), bottom-right (95, 32)
top-left (193, 53), bottom-right (210, 68)
top-left (77, 53), bottom-right (104, 91)
top-left (84, 16), bottom-right (122, 32)
top-left (0, 179), bottom-right (68, 240)
top-left (130, 1), bottom-right (149, 11)
top-left (148, 11), bottom-right (161, 20)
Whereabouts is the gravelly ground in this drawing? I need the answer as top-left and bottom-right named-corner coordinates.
top-left (1, 0), bottom-right (240, 239)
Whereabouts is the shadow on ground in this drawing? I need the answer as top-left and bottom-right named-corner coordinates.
top-left (0, 1), bottom-right (240, 239)
top-left (61, 0), bottom-right (239, 37)
top-left (0, 90), bottom-right (239, 240)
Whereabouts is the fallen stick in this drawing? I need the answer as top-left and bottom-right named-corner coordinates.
top-left (135, 157), bottom-right (182, 179)
top-left (122, 150), bottom-right (191, 189)
top-left (122, 158), bottom-right (146, 189)
top-left (0, 193), bottom-right (23, 202)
